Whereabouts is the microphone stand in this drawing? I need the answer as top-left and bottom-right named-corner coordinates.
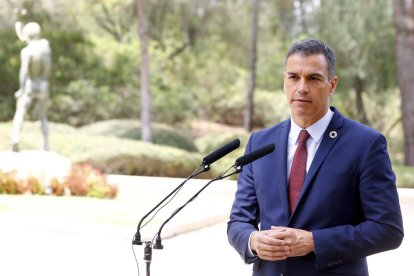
top-left (132, 163), bottom-right (210, 245)
top-left (153, 164), bottom-right (242, 250)
top-left (132, 163), bottom-right (210, 276)
top-left (133, 142), bottom-right (274, 275)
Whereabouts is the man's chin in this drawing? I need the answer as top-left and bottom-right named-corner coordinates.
top-left (290, 105), bottom-right (310, 115)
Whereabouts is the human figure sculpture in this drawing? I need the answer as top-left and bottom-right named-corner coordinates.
top-left (11, 21), bottom-right (51, 152)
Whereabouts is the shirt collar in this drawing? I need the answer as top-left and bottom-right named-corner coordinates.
top-left (289, 108), bottom-right (334, 143)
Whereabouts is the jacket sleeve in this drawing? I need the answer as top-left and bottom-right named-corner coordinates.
top-left (227, 135), bottom-right (260, 264)
top-left (312, 133), bottom-right (404, 270)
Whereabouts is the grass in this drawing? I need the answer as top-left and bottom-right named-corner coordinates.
top-left (0, 120), bottom-right (413, 185)
top-left (0, 121), bottom-right (209, 178)
top-left (79, 119), bottom-right (199, 152)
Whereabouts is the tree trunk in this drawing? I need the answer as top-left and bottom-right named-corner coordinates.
top-left (244, 0), bottom-right (259, 132)
top-left (353, 76), bottom-right (369, 125)
top-left (136, 0), bottom-right (152, 142)
top-left (393, 0), bottom-right (414, 165)
top-left (298, 0), bottom-right (308, 33)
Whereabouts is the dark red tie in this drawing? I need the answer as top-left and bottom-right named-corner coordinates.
top-left (289, 129), bottom-right (310, 213)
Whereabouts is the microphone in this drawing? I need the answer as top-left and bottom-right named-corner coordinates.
top-left (235, 143), bottom-right (275, 167)
top-left (153, 143), bottom-right (274, 250)
top-left (202, 138), bottom-right (240, 165)
top-left (132, 138), bottom-right (241, 245)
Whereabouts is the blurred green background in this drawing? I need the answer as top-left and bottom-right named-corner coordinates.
top-left (0, 0), bottom-right (412, 186)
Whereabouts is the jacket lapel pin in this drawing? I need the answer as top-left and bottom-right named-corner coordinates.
top-left (329, 131), bottom-right (338, 139)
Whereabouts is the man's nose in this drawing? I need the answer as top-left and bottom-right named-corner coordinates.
top-left (297, 78), bottom-right (309, 94)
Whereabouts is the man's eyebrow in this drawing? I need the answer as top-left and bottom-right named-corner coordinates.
top-left (308, 73), bottom-right (324, 78)
top-left (285, 72), bottom-right (298, 76)
top-left (285, 72), bottom-right (325, 78)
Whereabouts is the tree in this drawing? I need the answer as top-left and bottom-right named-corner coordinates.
top-left (311, 0), bottom-right (396, 127)
top-left (393, 0), bottom-right (414, 165)
top-left (90, 0), bottom-right (135, 42)
top-left (136, 0), bottom-right (152, 142)
top-left (244, 0), bottom-right (259, 131)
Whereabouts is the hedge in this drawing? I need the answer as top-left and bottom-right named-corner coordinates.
top-left (79, 119), bottom-right (198, 152)
top-left (0, 121), bottom-right (213, 179)
top-left (0, 121), bottom-right (413, 186)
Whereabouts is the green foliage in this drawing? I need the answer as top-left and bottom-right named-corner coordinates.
top-left (0, 29), bottom-right (22, 120)
top-left (79, 119), bottom-right (198, 152)
top-left (0, 24), bottom-right (110, 124)
top-left (50, 79), bottom-right (139, 126)
top-left (210, 89), bottom-right (290, 128)
top-left (0, 0), bottom-right (407, 167)
top-left (311, 0), bottom-right (396, 120)
top-left (47, 29), bottom-right (100, 85)
top-left (0, 121), bottom-right (211, 178)
top-left (46, 30), bottom-right (122, 125)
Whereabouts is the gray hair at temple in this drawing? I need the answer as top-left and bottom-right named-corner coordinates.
top-left (285, 39), bottom-right (336, 80)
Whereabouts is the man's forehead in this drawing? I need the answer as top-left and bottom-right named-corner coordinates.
top-left (285, 54), bottom-right (329, 76)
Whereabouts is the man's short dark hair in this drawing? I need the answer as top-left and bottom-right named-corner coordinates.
top-left (285, 39), bottom-right (336, 80)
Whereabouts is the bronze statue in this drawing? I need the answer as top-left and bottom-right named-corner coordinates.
top-left (11, 21), bottom-right (51, 152)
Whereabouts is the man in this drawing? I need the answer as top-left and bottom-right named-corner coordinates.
top-left (11, 21), bottom-right (51, 152)
top-left (227, 39), bottom-right (403, 276)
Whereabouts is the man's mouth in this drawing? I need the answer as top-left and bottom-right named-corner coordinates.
top-left (293, 99), bottom-right (311, 103)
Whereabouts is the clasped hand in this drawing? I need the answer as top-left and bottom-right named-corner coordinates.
top-left (250, 226), bottom-right (314, 261)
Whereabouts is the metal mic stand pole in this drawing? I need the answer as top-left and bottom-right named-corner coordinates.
top-left (133, 164), bottom-right (209, 245)
top-left (143, 241), bottom-right (152, 276)
top-left (154, 165), bottom-right (242, 249)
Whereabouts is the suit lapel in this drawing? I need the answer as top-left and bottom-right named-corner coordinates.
top-left (274, 120), bottom-right (291, 221)
top-left (290, 109), bottom-right (344, 219)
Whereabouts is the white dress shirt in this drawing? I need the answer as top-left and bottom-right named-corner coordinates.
top-left (287, 108), bottom-right (334, 177)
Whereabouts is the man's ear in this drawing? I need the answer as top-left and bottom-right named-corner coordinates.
top-left (330, 76), bottom-right (338, 95)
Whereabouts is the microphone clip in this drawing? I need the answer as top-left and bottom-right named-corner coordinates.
top-left (234, 164), bottom-right (243, 173)
top-left (132, 232), bottom-right (143, 245)
top-left (144, 241), bottom-right (153, 263)
top-left (202, 163), bottom-right (211, 172)
top-left (153, 236), bottom-right (164, 250)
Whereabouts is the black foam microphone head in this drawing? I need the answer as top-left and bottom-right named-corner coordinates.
top-left (235, 143), bottom-right (275, 166)
top-left (202, 138), bottom-right (240, 165)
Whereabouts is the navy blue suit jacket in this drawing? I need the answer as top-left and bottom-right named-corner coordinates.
top-left (227, 108), bottom-right (404, 276)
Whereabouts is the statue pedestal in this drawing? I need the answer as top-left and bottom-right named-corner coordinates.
top-left (0, 150), bottom-right (71, 192)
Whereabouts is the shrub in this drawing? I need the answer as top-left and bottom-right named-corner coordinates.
top-left (0, 164), bottom-right (118, 199)
top-left (27, 176), bottom-right (45, 195)
top-left (0, 121), bottom-right (207, 178)
top-left (0, 171), bottom-right (22, 194)
top-left (80, 119), bottom-right (198, 152)
top-left (63, 163), bottom-right (118, 199)
top-left (51, 129), bottom-right (210, 178)
top-left (212, 90), bottom-right (290, 128)
top-left (84, 147), bottom-right (213, 179)
top-left (50, 177), bottom-right (65, 196)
